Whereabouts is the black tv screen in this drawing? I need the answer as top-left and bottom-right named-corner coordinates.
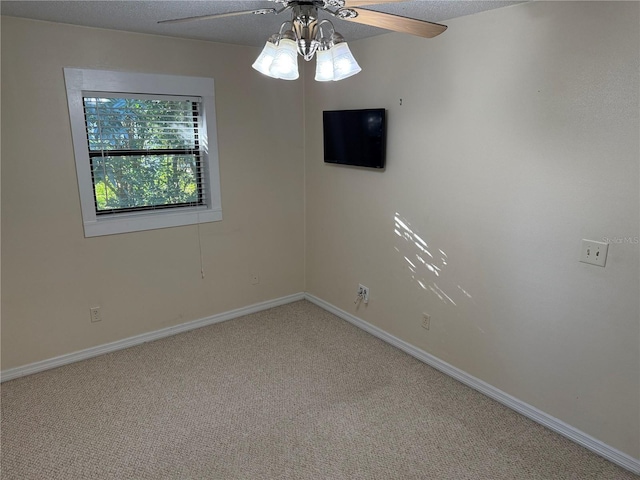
top-left (323, 109), bottom-right (386, 169)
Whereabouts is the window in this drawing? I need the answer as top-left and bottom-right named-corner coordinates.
top-left (84, 95), bottom-right (203, 214)
top-left (64, 69), bottom-right (222, 237)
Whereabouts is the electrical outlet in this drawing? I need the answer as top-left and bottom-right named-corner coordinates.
top-left (90, 306), bottom-right (102, 323)
top-left (579, 239), bottom-right (608, 267)
top-left (358, 284), bottom-right (369, 304)
top-left (422, 313), bottom-right (430, 330)
top-left (251, 274), bottom-right (260, 285)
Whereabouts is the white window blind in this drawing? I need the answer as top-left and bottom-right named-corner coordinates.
top-left (83, 94), bottom-right (205, 214)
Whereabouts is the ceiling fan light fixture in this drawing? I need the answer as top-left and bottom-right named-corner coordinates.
top-left (314, 48), bottom-right (335, 82)
top-left (162, 2), bottom-right (447, 82)
top-left (251, 35), bottom-right (280, 77)
top-left (329, 33), bottom-right (361, 81)
top-left (269, 36), bottom-right (300, 80)
top-left (331, 43), bottom-right (361, 81)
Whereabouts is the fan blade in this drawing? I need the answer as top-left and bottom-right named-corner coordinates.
top-left (341, 8), bottom-right (447, 38)
top-left (158, 8), bottom-right (276, 25)
top-left (344, 0), bottom-right (407, 5)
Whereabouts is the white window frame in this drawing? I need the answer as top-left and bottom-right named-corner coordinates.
top-left (64, 68), bottom-right (222, 237)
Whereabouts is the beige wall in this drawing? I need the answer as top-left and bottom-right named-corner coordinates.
top-left (304, 2), bottom-right (639, 458)
top-left (2, 0), bottom-right (639, 462)
top-left (1, 17), bottom-right (305, 369)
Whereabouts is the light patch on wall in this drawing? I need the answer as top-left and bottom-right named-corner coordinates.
top-left (394, 212), bottom-right (473, 308)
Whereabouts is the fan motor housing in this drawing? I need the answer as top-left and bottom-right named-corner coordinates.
top-left (292, 3), bottom-right (320, 60)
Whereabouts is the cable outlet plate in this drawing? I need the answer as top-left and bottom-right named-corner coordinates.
top-left (422, 313), bottom-right (431, 330)
top-left (579, 239), bottom-right (608, 267)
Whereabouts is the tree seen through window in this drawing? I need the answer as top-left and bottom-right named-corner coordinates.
top-left (83, 97), bottom-right (202, 213)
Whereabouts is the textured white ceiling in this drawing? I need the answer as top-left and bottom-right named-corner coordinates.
top-left (1, 1), bottom-right (524, 46)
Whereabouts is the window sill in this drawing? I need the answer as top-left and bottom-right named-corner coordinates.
top-left (83, 207), bottom-right (222, 237)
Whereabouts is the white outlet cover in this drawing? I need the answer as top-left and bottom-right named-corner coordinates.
top-left (90, 307), bottom-right (101, 322)
top-left (579, 239), bottom-right (608, 267)
top-left (358, 284), bottom-right (369, 303)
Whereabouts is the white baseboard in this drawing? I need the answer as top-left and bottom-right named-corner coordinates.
top-left (0, 293), bottom-right (305, 383)
top-left (304, 293), bottom-right (640, 475)
top-left (2, 291), bottom-right (638, 474)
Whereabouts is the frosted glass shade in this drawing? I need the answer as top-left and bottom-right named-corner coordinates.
top-left (331, 43), bottom-right (361, 81)
top-left (252, 41), bottom-right (278, 78)
top-left (269, 38), bottom-right (299, 80)
top-left (314, 49), bottom-right (334, 82)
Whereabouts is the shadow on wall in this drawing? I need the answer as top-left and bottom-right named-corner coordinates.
top-left (393, 212), bottom-right (474, 310)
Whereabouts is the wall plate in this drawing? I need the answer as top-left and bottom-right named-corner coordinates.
top-left (579, 239), bottom-right (608, 267)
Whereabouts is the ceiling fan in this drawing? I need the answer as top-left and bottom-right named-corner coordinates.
top-left (159, 0), bottom-right (447, 81)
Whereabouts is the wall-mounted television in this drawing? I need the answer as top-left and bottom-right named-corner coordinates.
top-left (323, 108), bottom-right (387, 169)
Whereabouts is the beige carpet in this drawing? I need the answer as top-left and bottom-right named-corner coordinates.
top-left (1, 300), bottom-right (636, 479)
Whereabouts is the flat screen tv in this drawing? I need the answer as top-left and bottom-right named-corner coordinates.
top-left (323, 109), bottom-right (386, 169)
